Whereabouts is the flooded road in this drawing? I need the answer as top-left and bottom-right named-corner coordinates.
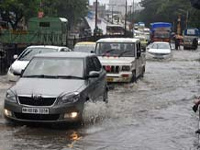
top-left (0, 47), bottom-right (199, 150)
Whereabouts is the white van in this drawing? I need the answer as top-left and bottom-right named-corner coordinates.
top-left (95, 38), bottom-right (146, 83)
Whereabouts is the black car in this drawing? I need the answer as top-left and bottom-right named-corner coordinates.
top-left (4, 52), bottom-right (108, 124)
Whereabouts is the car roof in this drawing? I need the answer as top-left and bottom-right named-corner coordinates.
top-left (96, 38), bottom-right (139, 43)
top-left (75, 42), bottom-right (96, 45)
top-left (27, 45), bottom-right (69, 50)
top-left (34, 52), bottom-right (96, 58)
top-left (152, 41), bottom-right (170, 44)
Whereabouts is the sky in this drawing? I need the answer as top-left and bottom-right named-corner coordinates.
top-left (89, 0), bottom-right (141, 5)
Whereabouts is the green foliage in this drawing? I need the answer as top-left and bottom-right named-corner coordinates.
top-left (132, 0), bottom-right (200, 29)
top-left (0, 0), bottom-right (89, 29)
top-left (40, 0), bottom-right (89, 28)
top-left (0, 0), bottom-right (39, 29)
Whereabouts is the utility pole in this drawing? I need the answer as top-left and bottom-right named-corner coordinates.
top-left (186, 11), bottom-right (189, 29)
top-left (124, 0), bottom-right (127, 36)
top-left (112, 5), bottom-right (114, 24)
top-left (107, 4), bottom-right (116, 24)
top-left (132, 0), bottom-right (134, 37)
top-left (94, 0), bottom-right (98, 36)
top-left (177, 14), bottom-right (181, 35)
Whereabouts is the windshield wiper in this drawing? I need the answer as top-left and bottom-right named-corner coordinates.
top-left (102, 49), bottom-right (115, 56)
top-left (118, 50), bottom-right (132, 57)
top-left (23, 75), bottom-right (57, 78)
top-left (23, 75), bottom-right (84, 79)
top-left (55, 75), bottom-right (84, 80)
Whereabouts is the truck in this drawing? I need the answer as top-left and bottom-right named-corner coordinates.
top-left (150, 22), bottom-right (172, 43)
top-left (183, 28), bottom-right (199, 50)
top-left (0, 17), bottom-right (68, 46)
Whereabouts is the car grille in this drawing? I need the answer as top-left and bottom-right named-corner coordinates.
top-left (154, 53), bottom-right (168, 56)
top-left (18, 96), bottom-right (56, 106)
top-left (14, 113), bottom-right (60, 120)
top-left (103, 65), bottom-right (120, 73)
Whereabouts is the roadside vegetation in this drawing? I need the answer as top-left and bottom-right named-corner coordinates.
top-left (129, 0), bottom-right (200, 28)
top-left (0, 0), bottom-right (89, 30)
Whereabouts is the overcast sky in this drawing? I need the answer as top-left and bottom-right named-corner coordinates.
top-left (89, 0), bottom-right (141, 5)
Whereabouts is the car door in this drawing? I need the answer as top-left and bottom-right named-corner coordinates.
top-left (91, 56), bottom-right (107, 99)
top-left (86, 56), bottom-right (100, 101)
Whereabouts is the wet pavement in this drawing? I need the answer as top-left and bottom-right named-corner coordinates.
top-left (0, 47), bottom-right (199, 150)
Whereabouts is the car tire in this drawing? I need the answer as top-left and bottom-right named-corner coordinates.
top-left (131, 70), bottom-right (137, 83)
top-left (103, 86), bottom-right (108, 103)
top-left (4, 117), bottom-right (19, 126)
top-left (141, 67), bottom-right (145, 77)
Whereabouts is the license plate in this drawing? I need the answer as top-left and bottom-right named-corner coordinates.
top-left (107, 77), bottom-right (113, 82)
top-left (22, 107), bottom-right (49, 114)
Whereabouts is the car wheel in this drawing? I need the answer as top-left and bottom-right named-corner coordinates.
top-left (141, 67), bottom-right (145, 77)
top-left (103, 87), bottom-right (108, 103)
top-left (131, 71), bottom-right (137, 82)
top-left (4, 117), bottom-right (19, 126)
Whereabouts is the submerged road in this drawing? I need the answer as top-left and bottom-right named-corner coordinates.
top-left (0, 47), bottom-right (199, 150)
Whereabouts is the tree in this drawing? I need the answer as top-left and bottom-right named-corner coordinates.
top-left (0, 0), bottom-right (39, 30)
top-left (132, 0), bottom-right (200, 29)
top-left (0, 0), bottom-right (89, 30)
top-left (41, 0), bottom-right (89, 29)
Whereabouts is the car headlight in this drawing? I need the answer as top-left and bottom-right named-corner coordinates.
top-left (57, 92), bottom-right (80, 105)
top-left (122, 66), bottom-right (131, 71)
top-left (5, 90), bottom-right (17, 103)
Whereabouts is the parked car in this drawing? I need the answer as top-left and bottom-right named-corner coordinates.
top-left (146, 41), bottom-right (172, 59)
top-left (73, 42), bottom-right (96, 53)
top-left (95, 38), bottom-right (146, 83)
top-left (7, 45), bottom-right (71, 81)
top-left (4, 52), bottom-right (108, 124)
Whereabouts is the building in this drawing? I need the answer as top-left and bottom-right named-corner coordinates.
top-left (88, 1), bottom-right (106, 18)
top-left (108, 0), bottom-right (126, 16)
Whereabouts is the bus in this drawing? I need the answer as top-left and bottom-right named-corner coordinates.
top-left (106, 24), bottom-right (125, 35)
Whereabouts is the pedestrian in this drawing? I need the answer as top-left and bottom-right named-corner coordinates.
top-left (174, 34), bottom-right (179, 50)
top-left (192, 38), bottom-right (198, 50)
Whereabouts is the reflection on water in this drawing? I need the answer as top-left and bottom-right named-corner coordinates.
top-left (67, 130), bottom-right (82, 148)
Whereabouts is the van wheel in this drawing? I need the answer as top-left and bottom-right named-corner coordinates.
top-left (131, 71), bottom-right (137, 82)
top-left (103, 87), bottom-right (108, 103)
top-left (141, 67), bottom-right (145, 77)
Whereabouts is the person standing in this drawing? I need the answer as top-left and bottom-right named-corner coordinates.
top-left (174, 34), bottom-right (179, 50)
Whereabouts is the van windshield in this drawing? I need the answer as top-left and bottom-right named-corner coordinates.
top-left (95, 42), bottom-right (135, 57)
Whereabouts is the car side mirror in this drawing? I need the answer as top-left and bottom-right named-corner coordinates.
top-left (87, 71), bottom-right (100, 78)
top-left (13, 69), bottom-right (24, 76)
top-left (13, 54), bottom-right (18, 60)
top-left (137, 50), bottom-right (141, 58)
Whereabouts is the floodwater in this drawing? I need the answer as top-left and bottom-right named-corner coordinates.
top-left (0, 47), bottom-right (199, 150)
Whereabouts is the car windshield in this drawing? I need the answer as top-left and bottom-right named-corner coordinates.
top-left (151, 43), bottom-right (170, 49)
top-left (95, 42), bottom-right (135, 57)
top-left (23, 57), bottom-right (84, 79)
top-left (18, 48), bottom-right (58, 61)
top-left (73, 44), bottom-right (95, 53)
